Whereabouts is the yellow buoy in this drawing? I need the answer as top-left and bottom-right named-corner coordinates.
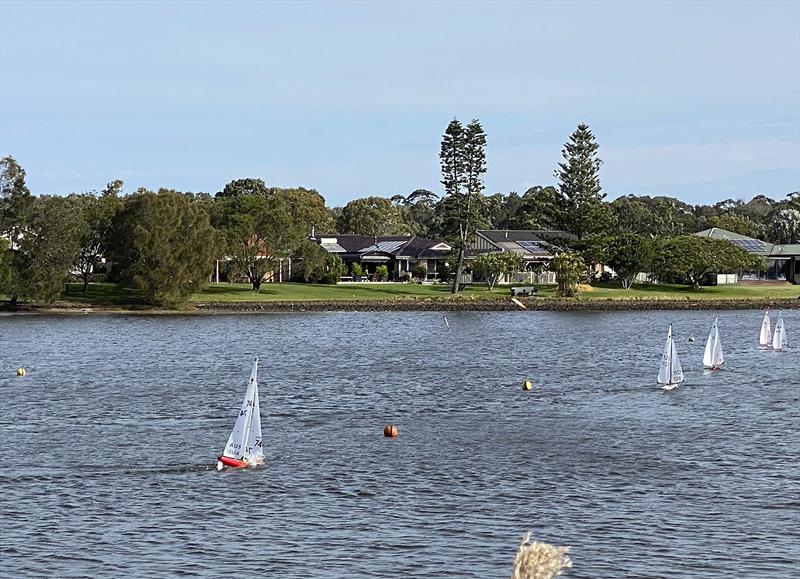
top-left (16, 368), bottom-right (26, 377)
top-left (522, 380), bottom-right (533, 391)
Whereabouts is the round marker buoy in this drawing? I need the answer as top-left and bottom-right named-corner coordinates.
top-left (16, 367), bottom-right (26, 377)
top-left (383, 424), bottom-right (398, 438)
top-left (522, 380), bottom-right (533, 391)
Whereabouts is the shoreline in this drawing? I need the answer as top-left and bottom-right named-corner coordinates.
top-left (5, 297), bottom-right (799, 315)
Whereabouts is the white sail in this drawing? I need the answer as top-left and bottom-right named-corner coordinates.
top-left (245, 379), bottom-right (265, 464)
top-left (759, 310), bottom-right (772, 347)
top-left (772, 316), bottom-right (788, 351)
top-left (703, 317), bottom-right (724, 368)
top-left (221, 358), bottom-right (263, 464)
top-left (658, 324), bottom-right (684, 387)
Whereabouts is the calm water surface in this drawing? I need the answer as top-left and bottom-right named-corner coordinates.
top-left (1, 310), bottom-right (798, 577)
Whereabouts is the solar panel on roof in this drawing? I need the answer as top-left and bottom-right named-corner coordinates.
top-left (732, 239), bottom-right (767, 252)
top-left (517, 240), bottom-right (551, 255)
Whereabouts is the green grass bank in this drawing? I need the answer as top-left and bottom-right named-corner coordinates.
top-left (4, 281), bottom-right (798, 313)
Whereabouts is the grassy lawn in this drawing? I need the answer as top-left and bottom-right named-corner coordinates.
top-left (193, 281), bottom-right (502, 302)
top-left (4, 281), bottom-right (797, 308)
top-left (193, 281), bottom-right (799, 302)
top-left (573, 282), bottom-right (800, 300)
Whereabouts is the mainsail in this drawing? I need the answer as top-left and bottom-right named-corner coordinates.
top-left (221, 358), bottom-right (264, 465)
top-left (658, 324), bottom-right (684, 387)
top-left (703, 317), bottom-right (724, 369)
top-left (772, 315), bottom-right (788, 351)
top-left (759, 310), bottom-right (772, 348)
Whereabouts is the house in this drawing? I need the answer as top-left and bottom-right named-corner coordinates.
top-left (316, 234), bottom-right (452, 281)
top-left (471, 230), bottom-right (576, 263)
top-left (468, 230), bottom-right (576, 284)
top-left (694, 228), bottom-right (800, 283)
top-left (769, 244), bottom-right (800, 284)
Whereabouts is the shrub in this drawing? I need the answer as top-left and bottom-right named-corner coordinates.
top-left (551, 252), bottom-right (585, 297)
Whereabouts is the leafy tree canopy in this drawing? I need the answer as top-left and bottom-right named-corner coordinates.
top-left (472, 251), bottom-right (523, 289)
top-left (111, 189), bottom-right (218, 306)
top-left (650, 235), bottom-right (762, 290)
top-left (336, 196), bottom-right (410, 236)
top-left (5, 196), bottom-right (86, 304)
top-left (268, 186), bottom-right (334, 236)
top-left (212, 194), bottom-right (300, 291)
top-left (586, 233), bottom-right (653, 289)
top-left (216, 178), bottom-right (269, 198)
top-left (1, 155), bottom-right (34, 238)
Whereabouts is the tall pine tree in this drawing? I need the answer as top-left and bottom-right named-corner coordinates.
top-left (555, 124), bottom-right (609, 239)
top-left (440, 118), bottom-right (488, 293)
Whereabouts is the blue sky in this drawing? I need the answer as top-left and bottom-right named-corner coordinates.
top-left (1, 0), bottom-right (798, 206)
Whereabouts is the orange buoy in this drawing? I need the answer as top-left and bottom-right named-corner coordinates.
top-left (383, 424), bottom-right (398, 438)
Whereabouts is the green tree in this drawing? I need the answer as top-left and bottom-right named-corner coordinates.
top-left (318, 254), bottom-right (346, 284)
top-left (472, 252), bottom-right (523, 289)
top-left (291, 238), bottom-right (331, 282)
top-left (268, 186), bottom-right (334, 235)
top-left (552, 252), bottom-right (586, 297)
top-left (71, 180), bottom-right (122, 291)
top-left (611, 196), bottom-right (657, 235)
top-left (336, 196), bottom-right (410, 235)
top-left (397, 189), bottom-right (439, 237)
top-left (216, 178), bottom-right (269, 198)
top-left (111, 189), bottom-right (218, 306)
top-left (740, 194), bottom-right (775, 224)
top-left (1, 155), bottom-right (34, 240)
top-left (650, 236), bottom-right (761, 290)
top-left (596, 233), bottom-right (653, 289)
top-left (555, 124), bottom-right (607, 239)
top-left (0, 236), bottom-right (14, 301)
top-left (786, 191), bottom-right (800, 211)
top-left (510, 186), bottom-right (562, 230)
top-left (5, 196), bottom-right (85, 305)
top-left (767, 209), bottom-right (800, 244)
top-left (212, 194), bottom-right (300, 291)
top-left (440, 118), bottom-right (489, 293)
top-left (707, 212), bottom-right (765, 239)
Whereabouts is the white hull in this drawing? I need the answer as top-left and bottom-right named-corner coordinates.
top-left (661, 383), bottom-right (680, 391)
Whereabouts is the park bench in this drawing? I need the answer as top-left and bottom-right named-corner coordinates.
top-left (510, 286), bottom-right (538, 297)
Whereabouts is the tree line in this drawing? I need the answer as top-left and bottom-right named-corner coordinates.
top-left (2, 120), bottom-right (798, 305)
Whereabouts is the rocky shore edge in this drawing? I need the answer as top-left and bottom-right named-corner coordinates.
top-left (192, 297), bottom-right (800, 312)
top-left (6, 296), bottom-right (798, 315)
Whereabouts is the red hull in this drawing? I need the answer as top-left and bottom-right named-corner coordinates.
top-left (217, 455), bottom-right (248, 468)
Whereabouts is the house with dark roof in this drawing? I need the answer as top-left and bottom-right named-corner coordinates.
top-left (466, 230), bottom-right (576, 284)
top-left (694, 228), bottom-right (800, 283)
top-left (315, 234), bottom-right (452, 281)
top-left (471, 230), bottom-right (575, 265)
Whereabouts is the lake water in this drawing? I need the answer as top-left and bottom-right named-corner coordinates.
top-left (1, 310), bottom-right (798, 577)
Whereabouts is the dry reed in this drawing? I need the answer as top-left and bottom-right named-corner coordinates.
top-left (511, 532), bottom-right (572, 579)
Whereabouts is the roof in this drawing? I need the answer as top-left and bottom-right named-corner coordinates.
top-left (478, 229), bottom-right (577, 243)
top-left (769, 244), bottom-right (800, 257)
top-left (315, 234), bottom-right (451, 258)
top-left (695, 227), bottom-right (758, 241)
top-left (694, 228), bottom-right (773, 255)
top-left (475, 230), bottom-right (573, 260)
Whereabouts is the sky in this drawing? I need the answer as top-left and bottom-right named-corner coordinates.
top-left (1, 0), bottom-right (798, 207)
